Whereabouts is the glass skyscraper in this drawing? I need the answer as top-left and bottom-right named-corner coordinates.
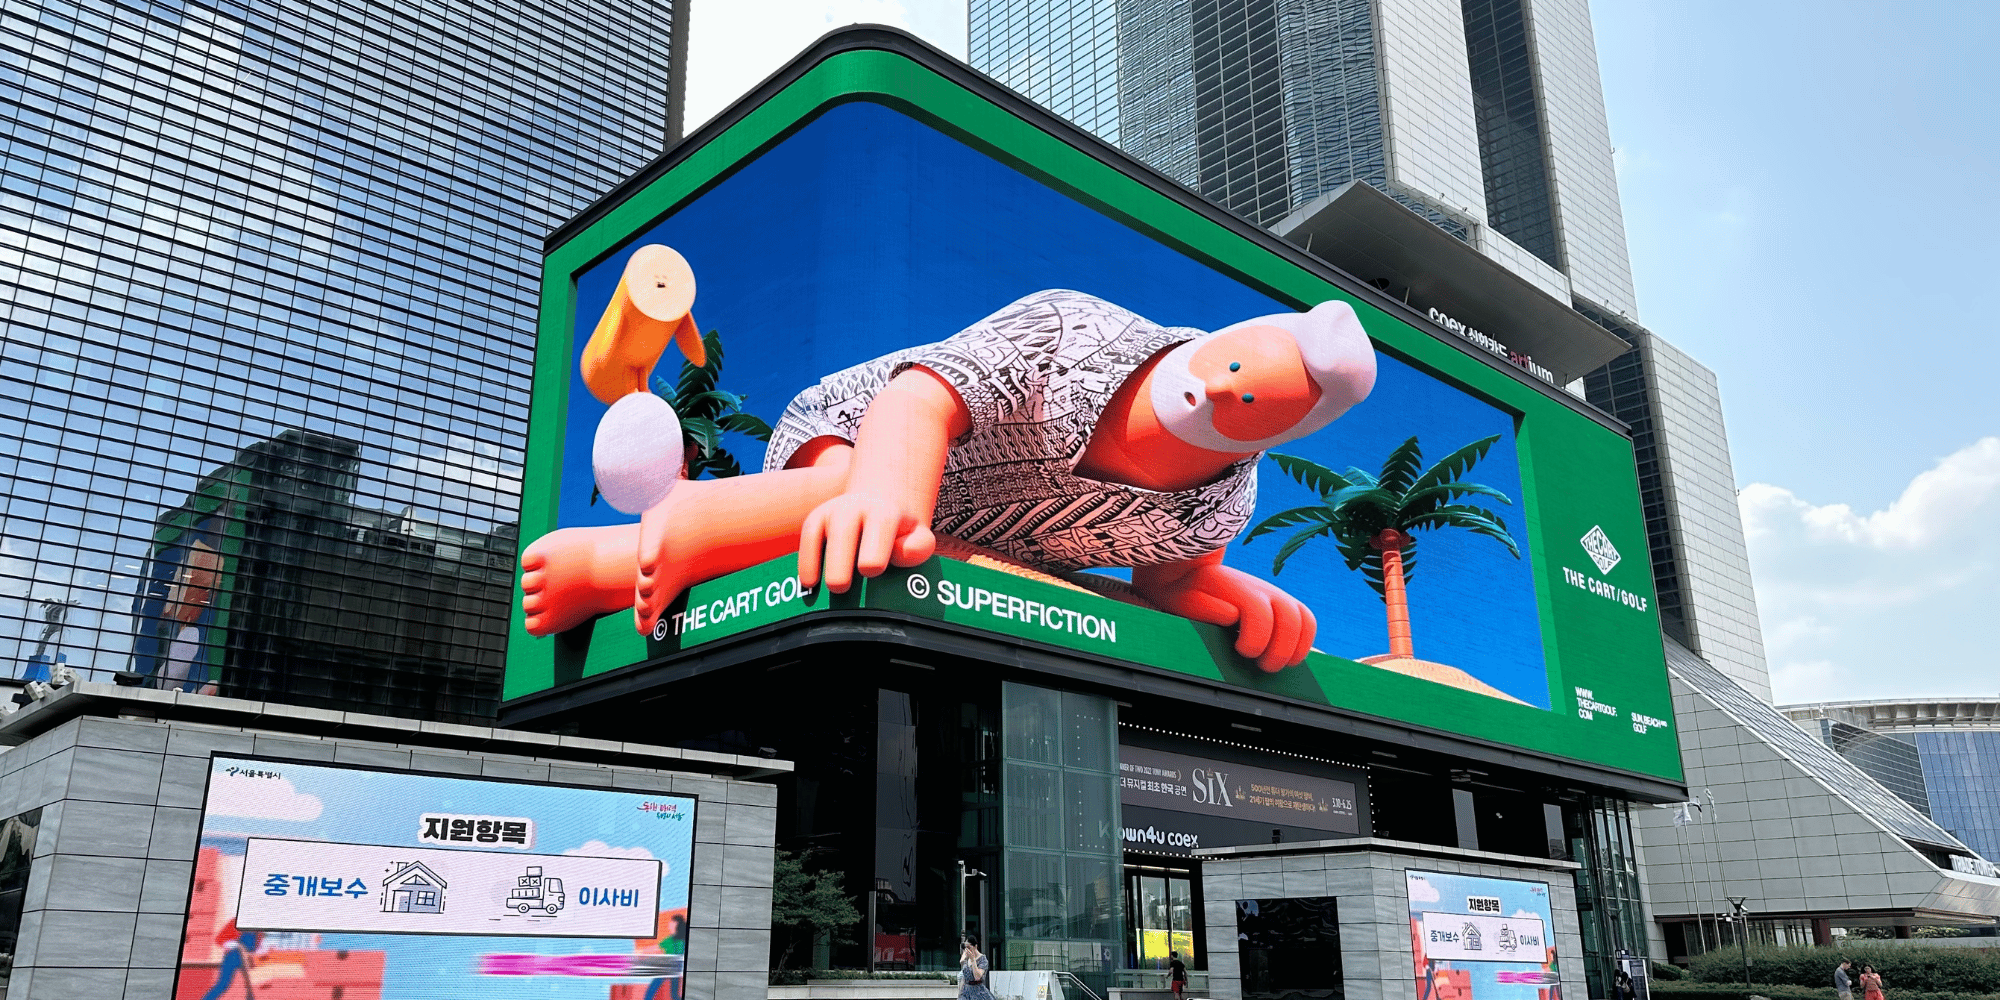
top-left (1784, 700), bottom-right (2000, 864)
top-left (1913, 731), bottom-right (2000, 863)
top-left (972, 0), bottom-right (1481, 232)
top-left (1, 0), bottom-right (683, 721)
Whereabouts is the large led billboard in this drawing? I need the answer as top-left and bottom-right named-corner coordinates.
top-left (174, 756), bottom-right (696, 999)
top-left (506, 38), bottom-right (1679, 783)
top-left (1119, 744), bottom-right (1363, 854)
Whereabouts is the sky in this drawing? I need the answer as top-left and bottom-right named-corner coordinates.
top-left (1591, 2), bottom-right (2000, 704)
top-left (676, 1), bottom-right (1999, 706)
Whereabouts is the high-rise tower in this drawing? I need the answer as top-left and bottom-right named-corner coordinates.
top-left (0, 0), bottom-right (688, 720)
top-left (969, 0), bottom-right (1773, 701)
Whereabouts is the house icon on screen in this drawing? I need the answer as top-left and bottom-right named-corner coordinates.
top-left (381, 861), bottom-right (447, 913)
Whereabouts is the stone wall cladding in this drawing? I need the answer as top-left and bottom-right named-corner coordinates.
top-left (1201, 847), bottom-right (1583, 1000)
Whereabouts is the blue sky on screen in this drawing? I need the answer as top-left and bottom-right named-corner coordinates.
top-left (557, 101), bottom-right (1549, 706)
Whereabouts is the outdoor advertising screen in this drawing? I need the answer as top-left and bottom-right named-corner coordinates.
top-left (1119, 744), bottom-right (1362, 854)
top-left (1406, 870), bottom-right (1561, 1000)
top-left (506, 44), bottom-right (1679, 783)
top-left (173, 756), bottom-right (696, 1000)
top-left (130, 474), bottom-right (247, 695)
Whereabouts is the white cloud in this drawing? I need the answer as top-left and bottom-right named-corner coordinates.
top-left (207, 774), bottom-right (323, 822)
top-left (390, 435), bottom-right (520, 496)
top-left (683, 0), bottom-right (967, 131)
top-left (382, 435), bottom-right (523, 531)
top-left (1511, 909), bottom-right (1539, 920)
top-left (1406, 876), bottom-right (1440, 903)
top-left (1743, 437), bottom-right (2000, 703)
top-left (565, 840), bottom-right (656, 860)
top-left (1743, 437), bottom-right (2000, 549)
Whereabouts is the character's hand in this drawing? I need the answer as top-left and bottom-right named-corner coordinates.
top-left (797, 491), bottom-right (938, 593)
top-left (1133, 557), bottom-right (1317, 671)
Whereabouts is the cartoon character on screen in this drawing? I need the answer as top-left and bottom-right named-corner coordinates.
top-left (522, 245), bottom-right (1376, 671)
top-left (201, 921), bottom-right (265, 1000)
top-left (642, 910), bottom-right (690, 1000)
top-left (132, 522), bottom-right (225, 694)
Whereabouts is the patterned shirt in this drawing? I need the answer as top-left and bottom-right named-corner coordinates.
top-left (763, 290), bottom-right (1259, 572)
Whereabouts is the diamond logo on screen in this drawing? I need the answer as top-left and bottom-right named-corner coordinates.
top-left (1580, 525), bottom-right (1621, 575)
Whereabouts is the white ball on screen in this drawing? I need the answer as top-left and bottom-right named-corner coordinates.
top-left (593, 392), bottom-right (684, 514)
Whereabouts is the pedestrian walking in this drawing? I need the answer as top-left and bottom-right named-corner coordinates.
top-left (1169, 951), bottom-right (1189, 999)
top-left (1835, 959), bottom-right (1854, 1000)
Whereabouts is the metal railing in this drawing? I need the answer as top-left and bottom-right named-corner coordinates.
top-left (1052, 971), bottom-right (1107, 1000)
top-left (1109, 971), bottom-right (1211, 993)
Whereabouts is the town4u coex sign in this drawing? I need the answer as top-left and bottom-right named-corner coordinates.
top-left (507, 39), bottom-right (1680, 785)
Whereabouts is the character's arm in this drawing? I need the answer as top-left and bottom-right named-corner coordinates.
top-left (1130, 549), bottom-right (1317, 671)
top-left (798, 366), bottom-right (971, 592)
top-left (580, 245), bottom-right (705, 404)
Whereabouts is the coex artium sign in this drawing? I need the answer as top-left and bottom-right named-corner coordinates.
top-left (506, 33), bottom-right (1679, 784)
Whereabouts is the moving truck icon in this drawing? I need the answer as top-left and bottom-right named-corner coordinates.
top-left (508, 865), bottom-right (565, 916)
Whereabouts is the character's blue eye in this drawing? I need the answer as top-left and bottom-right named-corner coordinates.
top-left (1229, 362), bottom-right (1241, 372)
top-left (1241, 393), bottom-right (1255, 403)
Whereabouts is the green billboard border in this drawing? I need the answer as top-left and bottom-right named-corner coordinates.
top-left (510, 38), bottom-right (1680, 784)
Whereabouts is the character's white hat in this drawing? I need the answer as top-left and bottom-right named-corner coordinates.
top-left (1148, 299), bottom-right (1377, 453)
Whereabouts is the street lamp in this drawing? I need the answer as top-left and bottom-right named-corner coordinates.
top-left (957, 861), bottom-right (988, 950)
top-left (1726, 896), bottom-right (1751, 989)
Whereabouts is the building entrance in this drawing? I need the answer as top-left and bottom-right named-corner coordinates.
top-left (1125, 866), bottom-right (1198, 971)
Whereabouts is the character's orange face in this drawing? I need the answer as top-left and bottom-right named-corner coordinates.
top-left (1187, 325), bottom-right (1323, 444)
top-left (168, 540), bottom-right (222, 624)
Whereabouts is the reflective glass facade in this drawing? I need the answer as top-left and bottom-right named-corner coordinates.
top-left (971, 0), bottom-right (1464, 233)
top-left (1461, 0), bottom-right (1560, 268)
top-left (1001, 682), bottom-right (1124, 980)
top-left (1913, 731), bottom-right (2000, 862)
top-left (1, 0), bottom-right (678, 720)
top-left (970, 0), bottom-right (1123, 142)
top-left (1114, 0), bottom-right (1196, 187)
top-left (1808, 719), bottom-right (1932, 818)
top-left (1188, 0), bottom-right (1289, 225)
top-left (1564, 796), bottom-right (1647, 998)
top-left (1667, 644), bottom-right (1962, 850)
top-left (1581, 307), bottom-right (1772, 702)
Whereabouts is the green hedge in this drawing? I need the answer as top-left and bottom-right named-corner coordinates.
top-left (1685, 946), bottom-right (2000, 994)
top-left (1654, 985), bottom-right (2000, 1000)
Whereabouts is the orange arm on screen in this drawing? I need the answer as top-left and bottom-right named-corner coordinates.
top-left (797, 366), bottom-right (971, 591)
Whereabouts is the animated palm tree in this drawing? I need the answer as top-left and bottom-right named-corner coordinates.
top-left (593, 329), bottom-right (772, 505)
top-left (653, 328), bottom-right (773, 479)
top-left (1245, 435), bottom-right (1519, 661)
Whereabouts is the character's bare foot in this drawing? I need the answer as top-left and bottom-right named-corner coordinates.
top-left (521, 524), bottom-right (643, 636)
top-left (634, 493), bottom-right (731, 635)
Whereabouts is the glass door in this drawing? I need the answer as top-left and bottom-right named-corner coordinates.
top-left (1127, 871), bottom-right (1197, 969)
